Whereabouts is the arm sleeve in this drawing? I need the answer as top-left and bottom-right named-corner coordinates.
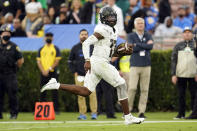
top-left (82, 35), bottom-right (98, 59)
top-left (127, 34), bottom-right (144, 52)
top-left (171, 45), bottom-right (178, 75)
top-left (15, 46), bottom-right (23, 60)
top-left (55, 46), bottom-right (61, 60)
top-left (37, 48), bottom-right (42, 60)
top-left (136, 34), bottom-right (154, 50)
top-left (68, 47), bottom-right (76, 73)
top-left (82, 25), bottom-right (105, 59)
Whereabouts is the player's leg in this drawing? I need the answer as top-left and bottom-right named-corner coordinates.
top-left (41, 77), bottom-right (91, 97)
top-left (41, 70), bottom-right (101, 97)
top-left (95, 62), bottom-right (144, 124)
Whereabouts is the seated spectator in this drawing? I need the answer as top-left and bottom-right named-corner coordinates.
top-left (142, 0), bottom-right (158, 33)
top-left (173, 6), bottom-right (192, 30)
top-left (185, 5), bottom-right (196, 26)
top-left (55, 3), bottom-right (69, 24)
top-left (25, 0), bottom-right (44, 16)
top-left (67, 0), bottom-right (82, 24)
top-left (125, 0), bottom-right (138, 27)
top-left (56, 12), bottom-right (69, 24)
top-left (47, 6), bottom-right (56, 24)
top-left (33, 15), bottom-right (52, 37)
top-left (154, 17), bottom-right (182, 37)
top-left (22, 0), bottom-right (42, 37)
top-left (12, 18), bottom-right (26, 37)
top-left (4, 13), bottom-right (14, 24)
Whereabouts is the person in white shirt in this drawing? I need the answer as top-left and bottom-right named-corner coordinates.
top-left (154, 17), bottom-right (182, 37)
top-left (41, 7), bottom-right (144, 125)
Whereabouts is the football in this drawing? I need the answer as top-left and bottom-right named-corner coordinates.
top-left (116, 42), bottom-right (133, 56)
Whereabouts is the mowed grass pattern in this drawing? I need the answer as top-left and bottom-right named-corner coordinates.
top-left (0, 112), bottom-right (197, 131)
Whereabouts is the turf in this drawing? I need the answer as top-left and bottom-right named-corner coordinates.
top-left (0, 112), bottom-right (197, 131)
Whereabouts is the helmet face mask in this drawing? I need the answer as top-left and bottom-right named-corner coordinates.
top-left (100, 7), bottom-right (117, 27)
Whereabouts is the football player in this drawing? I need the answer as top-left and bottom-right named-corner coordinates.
top-left (41, 7), bottom-right (144, 125)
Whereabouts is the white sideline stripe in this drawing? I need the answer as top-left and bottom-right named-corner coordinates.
top-left (0, 124), bottom-right (122, 130)
top-left (0, 120), bottom-right (197, 124)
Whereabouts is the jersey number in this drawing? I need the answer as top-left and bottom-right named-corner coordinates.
top-left (109, 39), bottom-right (116, 57)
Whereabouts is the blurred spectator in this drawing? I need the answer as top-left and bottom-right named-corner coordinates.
top-left (185, 5), bottom-right (196, 26)
top-left (68, 29), bottom-right (97, 120)
top-left (0, 0), bottom-right (21, 18)
top-left (67, 0), bottom-right (82, 24)
top-left (104, 0), bottom-right (125, 37)
top-left (22, 0), bottom-right (43, 37)
top-left (142, 0), bottom-right (158, 33)
top-left (25, 0), bottom-right (44, 16)
top-left (0, 15), bottom-right (5, 27)
top-left (171, 27), bottom-right (196, 119)
top-left (95, 0), bottom-right (107, 24)
top-left (117, 56), bottom-right (131, 92)
top-left (55, 3), bottom-right (69, 24)
top-left (195, 0), bottom-right (197, 14)
top-left (47, 0), bottom-right (67, 9)
top-left (154, 17), bottom-right (182, 37)
top-left (18, 0), bottom-right (26, 21)
top-left (47, 6), bottom-right (56, 24)
top-left (37, 32), bottom-right (61, 114)
top-left (80, 0), bottom-right (96, 24)
top-left (192, 16), bottom-right (197, 31)
top-left (158, 0), bottom-right (171, 23)
top-left (4, 13), bottom-right (13, 24)
top-left (173, 6), bottom-right (192, 30)
top-left (32, 15), bottom-right (52, 37)
top-left (126, 9), bottom-right (146, 33)
top-left (124, 0), bottom-right (138, 28)
top-left (12, 18), bottom-right (26, 37)
top-left (127, 17), bottom-right (153, 118)
top-left (56, 11), bottom-right (69, 24)
top-left (116, 0), bottom-right (130, 18)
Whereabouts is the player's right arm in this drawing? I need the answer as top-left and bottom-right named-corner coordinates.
top-left (82, 32), bottom-right (104, 72)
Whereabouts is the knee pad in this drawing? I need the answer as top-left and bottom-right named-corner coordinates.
top-left (116, 83), bottom-right (128, 101)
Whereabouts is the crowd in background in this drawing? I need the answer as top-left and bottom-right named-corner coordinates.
top-left (0, 0), bottom-right (196, 40)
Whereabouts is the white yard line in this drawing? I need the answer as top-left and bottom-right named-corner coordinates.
top-left (0, 121), bottom-right (197, 130)
top-left (0, 120), bottom-right (197, 124)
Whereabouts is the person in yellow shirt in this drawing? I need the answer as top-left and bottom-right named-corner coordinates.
top-left (37, 32), bottom-right (61, 114)
top-left (119, 55), bottom-right (131, 89)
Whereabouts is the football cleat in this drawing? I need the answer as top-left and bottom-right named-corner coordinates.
top-left (124, 114), bottom-right (144, 125)
top-left (41, 78), bottom-right (60, 92)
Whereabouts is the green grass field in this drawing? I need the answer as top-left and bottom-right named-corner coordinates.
top-left (0, 112), bottom-right (197, 131)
